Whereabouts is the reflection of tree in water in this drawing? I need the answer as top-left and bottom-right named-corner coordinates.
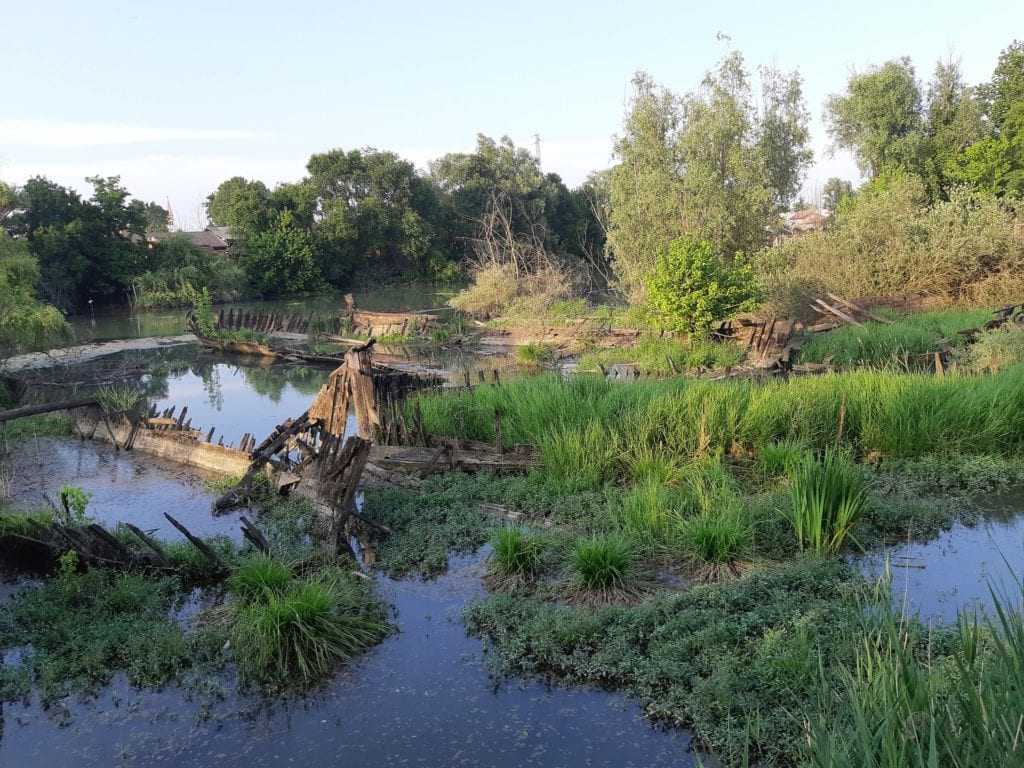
top-left (241, 364), bottom-right (329, 402)
top-left (200, 364), bottom-right (224, 410)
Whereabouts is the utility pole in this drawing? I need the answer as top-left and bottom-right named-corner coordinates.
top-left (533, 133), bottom-right (541, 168)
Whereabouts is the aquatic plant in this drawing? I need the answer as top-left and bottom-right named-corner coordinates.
top-left (756, 439), bottom-right (812, 479)
top-left (804, 587), bottom-right (1024, 767)
top-left (227, 554), bottom-right (293, 601)
top-left (229, 567), bottom-right (387, 686)
top-left (678, 506), bottom-right (752, 579)
top-left (786, 450), bottom-right (867, 554)
top-left (95, 384), bottom-right (142, 415)
top-left (569, 533), bottom-right (635, 592)
top-left (515, 342), bottom-right (556, 368)
top-left (488, 527), bottom-right (545, 588)
top-left (539, 421), bottom-right (619, 492)
top-left (798, 307), bottom-right (990, 367)
top-left (610, 479), bottom-right (683, 550)
top-left (58, 484), bottom-right (91, 523)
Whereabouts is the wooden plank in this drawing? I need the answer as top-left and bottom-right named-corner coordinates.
top-left (813, 299), bottom-right (864, 327)
top-left (827, 293), bottom-right (894, 324)
top-left (0, 397), bottom-right (98, 423)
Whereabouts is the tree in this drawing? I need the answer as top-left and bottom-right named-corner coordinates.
top-left (142, 202), bottom-right (170, 232)
top-left (608, 53), bottom-right (800, 299)
top-left (947, 101), bottom-right (1024, 197)
top-left (205, 177), bottom-right (272, 238)
top-left (822, 177), bottom-right (854, 211)
top-left (978, 40), bottom-right (1024, 134)
top-left (240, 210), bottom-right (322, 296)
top-left (758, 65), bottom-right (813, 211)
top-left (645, 236), bottom-right (759, 333)
top-left (825, 59), bottom-right (933, 183)
top-left (0, 232), bottom-right (68, 355)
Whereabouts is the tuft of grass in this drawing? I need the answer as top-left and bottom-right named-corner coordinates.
top-left (516, 342), bottom-right (557, 368)
top-left (757, 439), bottom-right (812, 480)
top-left (539, 421), bottom-right (620, 492)
top-left (227, 554), bottom-right (293, 601)
top-left (569, 533), bottom-right (635, 592)
top-left (787, 450), bottom-right (867, 554)
top-left (488, 527), bottom-right (545, 588)
top-left (225, 566), bottom-right (388, 687)
top-left (957, 325), bottom-right (1024, 373)
top-left (678, 505), bottom-right (751, 574)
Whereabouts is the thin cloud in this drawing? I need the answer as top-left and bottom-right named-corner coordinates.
top-left (0, 120), bottom-right (264, 148)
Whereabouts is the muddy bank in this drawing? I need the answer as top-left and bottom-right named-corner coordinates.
top-left (0, 550), bottom-right (696, 768)
top-left (1, 335), bottom-right (197, 373)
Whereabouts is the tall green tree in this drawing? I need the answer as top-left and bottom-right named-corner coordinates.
top-left (978, 40), bottom-right (1024, 134)
top-left (822, 177), bottom-right (855, 210)
top-left (0, 232), bottom-right (68, 356)
top-left (240, 210), bottom-right (322, 296)
top-left (608, 53), bottom-right (805, 299)
top-left (825, 58), bottom-right (933, 185)
top-left (205, 177), bottom-right (272, 238)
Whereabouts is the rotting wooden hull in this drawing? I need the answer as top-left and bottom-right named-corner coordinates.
top-left (195, 335), bottom-right (279, 358)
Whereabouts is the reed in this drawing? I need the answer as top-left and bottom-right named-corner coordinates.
top-left (786, 450), bottom-right (867, 554)
top-left (569, 534), bottom-right (635, 592)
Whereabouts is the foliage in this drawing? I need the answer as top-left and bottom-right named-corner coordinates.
top-left (0, 232), bottom-right (69, 355)
top-left (608, 56), bottom-right (810, 299)
top-left (96, 383), bottom-right (142, 414)
top-left (804, 587), bottom-right (1024, 767)
top-left (465, 558), bottom-right (865, 766)
top-left (240, 210), bottom-right (323, 296)
top-left (58, 485), bottom-right (92, 523)
top-left (0, 568), bottom-right (191, 702)
top-left (757, 174), bottom-right (1024, 302)
top-left (133, 234), bottom-right (247, 308)
top-left (787, 450), bottom-right (868, 554)
top-left (191, 287), bottom-right (217, 336)
top-left (678, 505), bottom-right (751, 567)
top-left (515, 342), bottom-right (556, 367)
top-left (489, 527), bottom-right (545, 586)
top-left (580, 335), bottom-right (744, 375)
top-left (645, 236), bottom-right (759, 333)
top-left (569, 533), bottom-right (635, 592)
top-left (798, 308), bottom-right (991, 366)
top-left (222, 564), bottom-right (387, 687)
top-left (957, 325), bottom-right (1024, 372)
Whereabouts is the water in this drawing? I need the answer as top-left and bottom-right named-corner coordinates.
top-left (4, 437), bottom-right (240, 540)
top-left (858, 492), bottom-right (1024, 623)
top-left (67, 284), bottom-right (455, 344)
top-left (0, 551), bottom-right (696, 767)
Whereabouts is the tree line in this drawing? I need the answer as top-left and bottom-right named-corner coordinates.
top-left (1, 40), bottom-right (1022, 351)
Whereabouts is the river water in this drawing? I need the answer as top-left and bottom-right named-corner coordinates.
top-left (1, 344), bottom-right (700, 767)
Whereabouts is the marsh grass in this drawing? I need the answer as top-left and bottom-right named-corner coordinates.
top-left (487, 527), bottom-right (546, 590)
top-left (678, 506), bottom-right (752, 582)
top-left (221, 564), bottom-right (387, 688)
top-left (413, 368), bottom-right (1024, 479)
top-left (515, 342), bottom-right (557, 368)
top-left (579, 335), bottom-right (744, 375)
top-left (805, 584), bottom-right (1024, 767)
top-left (787, 450), bottom-right (867, 554)
top-left (799, 308), bottom-right (991, 367)
top-left (568, 533), bottom-right (637, 601)
top-left (756, 440), bottom-right (812, 480)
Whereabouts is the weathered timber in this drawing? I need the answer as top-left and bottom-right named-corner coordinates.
top-left (164, 513), bottom-right (226, 571)
top-left (0, 396), bottom-right (98, 422)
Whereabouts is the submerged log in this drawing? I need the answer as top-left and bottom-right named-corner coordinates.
top-left (0, 396), bottom-right (98, 423)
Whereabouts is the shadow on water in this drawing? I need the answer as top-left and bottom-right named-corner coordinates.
top-left (0, 550), bottom-right (696, 768)
top-left (858, 490), bottom-right (1024, 623)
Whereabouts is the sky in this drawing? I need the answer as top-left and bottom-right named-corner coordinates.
top-left (2, 0), bottom-right (1022, 228)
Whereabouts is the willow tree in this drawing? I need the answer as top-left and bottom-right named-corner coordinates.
top-left (0, 231), bottom-right (69, 357)
top-left (608, 53), bottom-right (810, 300)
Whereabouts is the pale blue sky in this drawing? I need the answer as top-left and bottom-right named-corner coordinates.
top-left (2, 0), bottom-right (1021, 225)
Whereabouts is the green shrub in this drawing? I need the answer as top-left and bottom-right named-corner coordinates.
top-left (58, 485), bottom-right (91, 522)
top-left (958, 326), bottom-right (1024, 373)
top-left (569, 534), bottom-right (635, 592)
top-left (645, 236), bottom-right (760, 333)
top-left (787, 450), bottom-right (867, 554)
top-left (516, 342), bottom-right (556, 367)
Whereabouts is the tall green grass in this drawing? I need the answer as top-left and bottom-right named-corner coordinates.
top-left (579, 335), bottom-right (744, 375)
top-left (786, 450), bottom-right (867, 554)
top-left (411, 367), bottom-right (1024, 490)
top-left (799, 308), bottom-right (991, 367)
top-left (805, 587), bottom-right (1024, 767)
top-left (489, 527), bottom-right (544, 583)
top-left (570, 534), bottom-right (635, 592)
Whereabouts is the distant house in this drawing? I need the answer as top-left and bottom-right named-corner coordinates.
top-left (146, 226), bottom-right (234, 256)
top-left (770, 207), bottom-right (830, 246)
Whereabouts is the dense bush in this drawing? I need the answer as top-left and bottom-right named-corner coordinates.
top-left (646, 237), bottom-right (759, 333)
